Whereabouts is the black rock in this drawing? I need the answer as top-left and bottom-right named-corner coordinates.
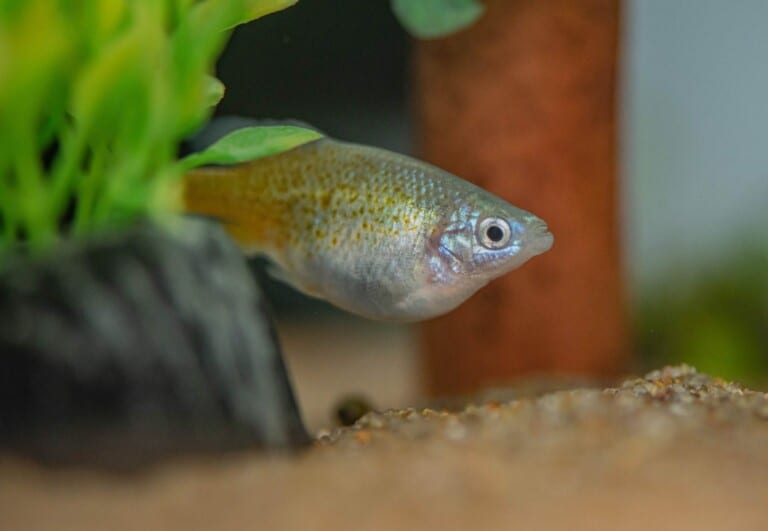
top-left (0, 219), bottom-right (308, 467)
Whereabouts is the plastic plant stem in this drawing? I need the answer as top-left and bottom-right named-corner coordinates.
top-left (415, 0), bottom-right (628, 395)
top-left (13, 122), bottom-right (53, 249)
top-left (49, 125), bottom-right (87, 229)
top-left (72, 143), bottom-right (98, 234)
top-left (0, 160), bottom-right (16, 245)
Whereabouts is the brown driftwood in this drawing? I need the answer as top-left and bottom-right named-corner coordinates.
top-left (415, 0), bottom-right (627, 395)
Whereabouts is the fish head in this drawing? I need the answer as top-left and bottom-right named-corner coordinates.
top-left (425, 191), bottom-right (554, 303)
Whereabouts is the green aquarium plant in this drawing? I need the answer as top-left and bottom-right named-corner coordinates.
top-left (0, 0), bottom-right (319, 254)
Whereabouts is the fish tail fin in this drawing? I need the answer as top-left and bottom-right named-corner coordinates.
top-left (182, 167), bottom-right (272, 256)
top-left (183, 166), bottom-right (232, 216)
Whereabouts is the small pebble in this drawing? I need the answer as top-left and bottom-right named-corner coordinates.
top-left (334, 394), bottom-right (374, 427)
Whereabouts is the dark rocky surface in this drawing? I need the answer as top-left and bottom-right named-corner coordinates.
top-left (0, 219), bottom-right (307, 466)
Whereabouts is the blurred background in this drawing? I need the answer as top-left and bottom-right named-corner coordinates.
top-left (210, 0), bottom-right (767, 431)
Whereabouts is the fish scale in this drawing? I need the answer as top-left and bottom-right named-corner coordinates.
top-left (183, 137), bottom-right (553, 321)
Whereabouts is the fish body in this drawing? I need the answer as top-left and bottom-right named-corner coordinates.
top-left (183, 138), bottom-right (553, 321)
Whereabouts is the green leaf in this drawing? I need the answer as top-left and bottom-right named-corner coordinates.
top-left (241, 0), bottom-right (299, 25)
top-left (179, 125), bottom-right (323, 170)
top-left (71, 8), bottom-right (158, 142)
top-left (189, 0), bottom-right (299, 32)
top-left (205, 75), bottom-right (226, 107)
top-left (391, 0), bottom-right (484, 39)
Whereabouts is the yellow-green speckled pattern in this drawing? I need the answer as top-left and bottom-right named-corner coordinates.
top-left (185, 139), bottom-right (444, 253)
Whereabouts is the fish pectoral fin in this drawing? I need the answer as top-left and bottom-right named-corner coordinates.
top-left (265, 262), bottom-right (324, 299)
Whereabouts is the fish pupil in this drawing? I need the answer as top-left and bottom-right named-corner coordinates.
top-left (486, 225), bottom-right (504, 242)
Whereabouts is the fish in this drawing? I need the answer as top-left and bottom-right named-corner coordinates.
top-left (183, 137), bottom-right (553, 321)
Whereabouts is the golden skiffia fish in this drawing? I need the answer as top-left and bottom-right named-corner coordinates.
top-left (183, 138), bottom-right (553, 321)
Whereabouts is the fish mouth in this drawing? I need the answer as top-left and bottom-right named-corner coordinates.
top-left (526, 221), bottom-right (554, 256)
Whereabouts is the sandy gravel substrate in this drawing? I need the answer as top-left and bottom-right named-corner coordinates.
top-left (2, 365), bottom-right (768, 531)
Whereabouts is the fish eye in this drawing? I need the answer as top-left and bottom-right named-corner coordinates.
top-left (486, 225), bottom-right (504, 242)
top-left (478, 217), bottom-right (512, 249)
